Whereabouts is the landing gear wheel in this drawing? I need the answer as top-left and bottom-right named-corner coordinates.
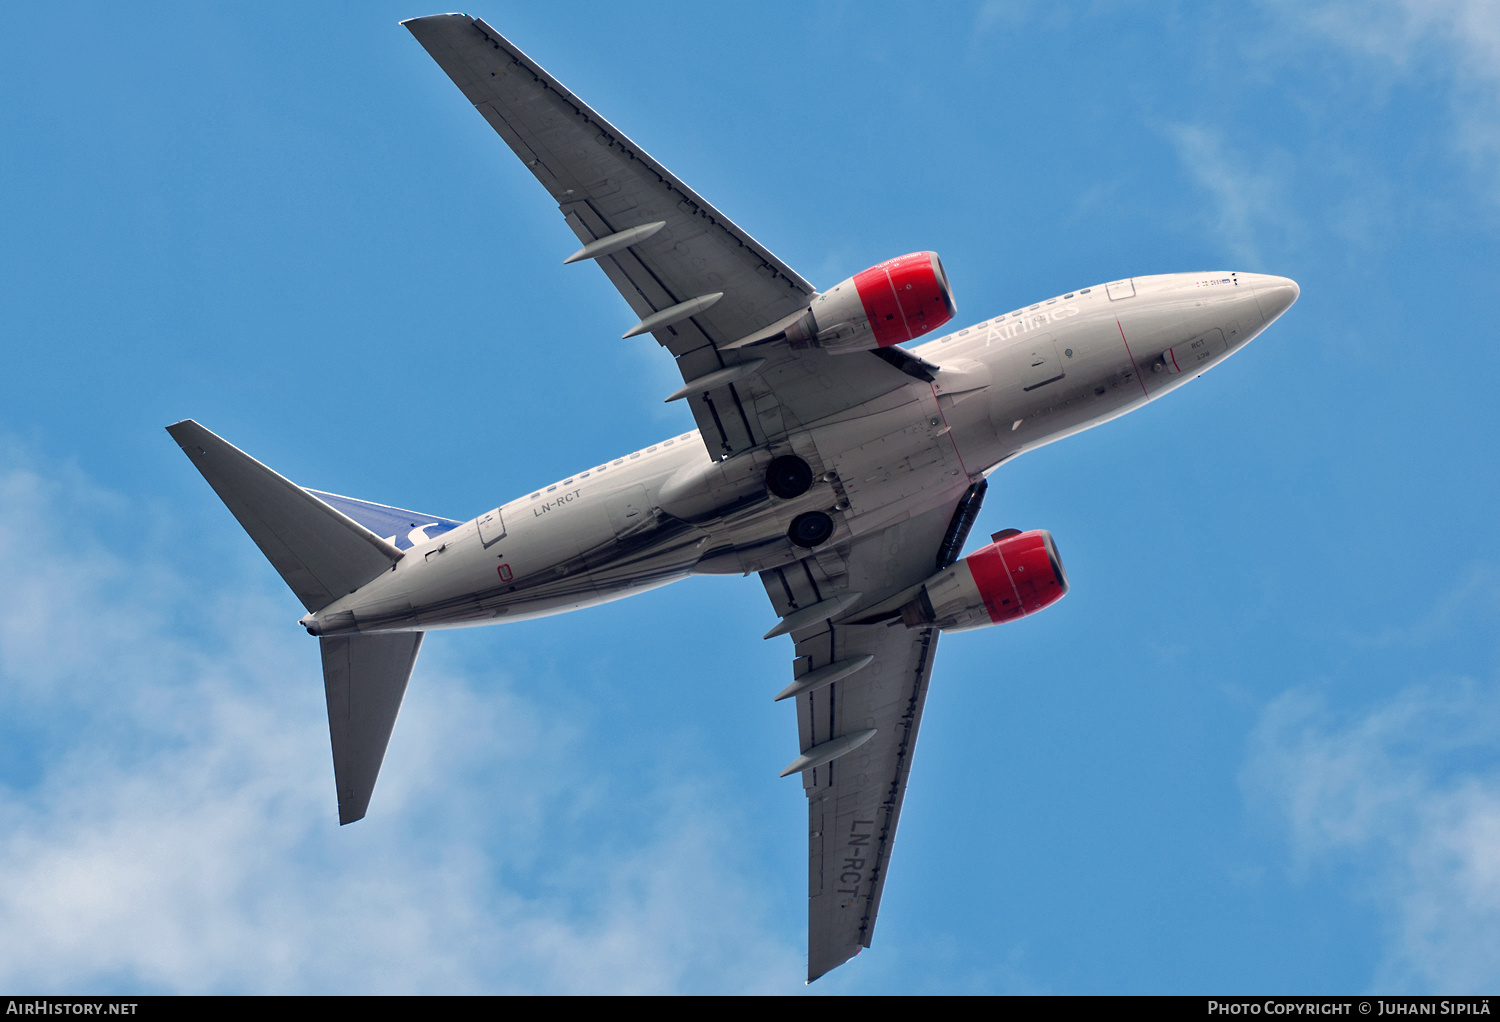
top-left (766, 455), bottom-right (813, 499)
top-left (788, 511), bottom-right (834, 548)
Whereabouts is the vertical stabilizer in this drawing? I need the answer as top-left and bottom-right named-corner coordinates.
top-left (320, 632), bottom-right (424, 824)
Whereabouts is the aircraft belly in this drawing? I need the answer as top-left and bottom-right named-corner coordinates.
top-left (816, 393), bottom-right (968, 534)
top-left (338, 281), bottom-right (1278, 638)
top-left (451, 514), bottom-right (704, 627)
top-left (831, 428), bottom-right (960, 511)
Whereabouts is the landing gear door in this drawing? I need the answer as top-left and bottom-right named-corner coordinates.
top-left (477, 507), bottom-right (506, 547)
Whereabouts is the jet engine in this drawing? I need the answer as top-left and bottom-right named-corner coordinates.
top-left (898, 529), bottom-right (1068, 632)
top-left (782, 252), bottom-right (956, 354)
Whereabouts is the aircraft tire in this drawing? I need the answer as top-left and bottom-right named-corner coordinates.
top-left (766, 456), bottom-right (814, 499)
top-left (788, 511), bottom-right (834, 548)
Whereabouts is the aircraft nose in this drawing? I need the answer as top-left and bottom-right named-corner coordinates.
top-left (1250, 274), bottom-right (1299, 323)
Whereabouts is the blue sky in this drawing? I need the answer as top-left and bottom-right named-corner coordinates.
top-left (3, 0), bottom-right (1500, 994)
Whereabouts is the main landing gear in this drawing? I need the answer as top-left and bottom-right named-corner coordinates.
top-left (766, 455), bottom-right (814, 498)
top-left (767, 455), bottom-right (834, 548)
top-left (788, 511), bottom-right (834, 548)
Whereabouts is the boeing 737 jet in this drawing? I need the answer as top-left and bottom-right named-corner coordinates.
top-left (168, 13), bottom-right (1299, 982)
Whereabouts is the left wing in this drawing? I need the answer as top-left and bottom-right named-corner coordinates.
top-left (760, 497), bottom-right (972, 981)
top-left (404, 14), bottom-right (917, 461)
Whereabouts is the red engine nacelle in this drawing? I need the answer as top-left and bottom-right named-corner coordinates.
top-left (899, 529), bottom-right (1069, 632)
top-left (786, 251), bottom-right (957, 354)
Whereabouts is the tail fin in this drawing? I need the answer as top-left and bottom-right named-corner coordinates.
top-left (165, 420), bottom-right (403, 612)
top-left (168, 420), bottom-right (426, 824)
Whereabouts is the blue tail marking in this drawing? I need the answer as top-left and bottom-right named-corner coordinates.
top-left (307, 490), bottom-right (463, 551)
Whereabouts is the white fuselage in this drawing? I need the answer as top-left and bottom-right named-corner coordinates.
top-left (304, 272), bottom-right (1297, 637)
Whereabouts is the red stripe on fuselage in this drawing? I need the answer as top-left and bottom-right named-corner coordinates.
top-left (1116, 319), bottom-right (1152, 400)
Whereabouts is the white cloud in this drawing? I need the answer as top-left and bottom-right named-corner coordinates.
top-left (1162, 123), bottom-right (1297, 267)
top-left (1270, 0), bottom-right (1500, 197)
top-left (0, 449), bottom-right (801, 993)
top-left (1244, 678), bottom-right (1500, 992)
top-left (1288, 0), bottom-right (1500, 76)
top-left (974, 0), bottom-right (1050, 35)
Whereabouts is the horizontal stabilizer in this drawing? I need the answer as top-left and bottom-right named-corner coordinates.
top-left (320, 632), bottom-right (424, 824)
top-left (166, 420), bottom-right (403, 612)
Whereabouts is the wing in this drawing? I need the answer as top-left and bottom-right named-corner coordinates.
top-left (404, 15), bottom-right (917, 460)
top-left (759, 497), bottom-right (968, 981)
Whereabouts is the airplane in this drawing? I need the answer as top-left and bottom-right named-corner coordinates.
top-left (166, 13), bottom-right (1299, 983)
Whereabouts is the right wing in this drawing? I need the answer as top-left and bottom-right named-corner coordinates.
top-left (760, 496), bottom-right (970, 980)
top-left (404, 14), bottom-right (918, 461)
